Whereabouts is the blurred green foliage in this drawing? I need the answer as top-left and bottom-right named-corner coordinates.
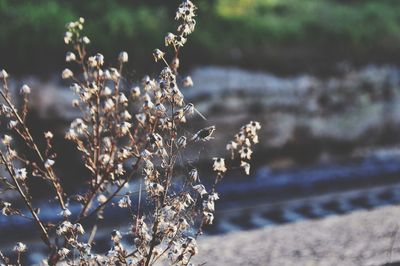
top-left (1, 0), bottom-right (400, 76)
top-left (214, 0), bottom-right (400, 43)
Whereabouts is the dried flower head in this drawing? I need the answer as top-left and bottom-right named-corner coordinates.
top-left (62, 68), bottom-right (74, 79)
top-left (193, 184), bottom-right (207, 197)
top-left (44, 131), bottom-right (54, 139)
top-left (241, 161), bottom-right (251, 175)
top-left (60, 208), bottom-right (72, 218)
top-left (15, 168), bottom-right (27, 180)
top-left (1, 134), bottom-right (12, 145)
top-left (0, 69), bottom-right (9, 79)
top-left (45, 159), bottom-right (55, 168)
top-left (119, 51), bottom-right (129, 63)
top-left (58, 248), bottom-right (70, 259)
top-left (13, 242), bottom-right (27, 253)
top-left (118, 195), bottom-right (131, 208)
top-left (153, 49), bottom-right (165, 62)
top-left (182, 76), bottom-right (194, 87)
top-left (188, 168), bottom-right (198, 182)
top-left (66, 52), bottom-right (76, 62)
top-left (213, 158), bottom-right (227, 173)
top-left (111, 230), bottom-right (122, 243)
top-left (20, 84), bottom-right (31, 95)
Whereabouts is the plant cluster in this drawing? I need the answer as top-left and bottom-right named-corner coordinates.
top-left (0, 1), bottom-right (260, 265)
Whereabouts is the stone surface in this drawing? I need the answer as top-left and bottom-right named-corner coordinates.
top-left (192, 205), bottom-right (400, 266)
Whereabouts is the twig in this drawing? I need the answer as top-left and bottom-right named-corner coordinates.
top-left (0, 250), bottom-right (8, 264)
top-left (88, 224), bottom-right (97, 245)
top-left (75, 156), bottom-right (142, 223)
top-left (76, 116), bottom-right (159, 223)
top-left (0, 86), bottom-right (66, 210)
top-left (388, 224), bottom-right (399, 262)
top-left (0, 151), bottom-right (51, 247)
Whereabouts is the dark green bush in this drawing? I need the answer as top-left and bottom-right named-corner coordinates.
top-left (1, 0), bottom-right (400, 75)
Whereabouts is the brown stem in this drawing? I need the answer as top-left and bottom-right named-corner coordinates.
top-left (0, 151), bottom-right (51, 247)
top-left (76, 116), bottom-right (159, 223)
top-left (76, 43), bottom-right (88, 82)
top-left (78, 142), bottom-right (118, 219)
top-left (75, 155), bottom-right (143, 223)
top-left (145, 218), bottom-right (160, 266)
top-left (150, 224), bottom-right (181, 265)
top-left (79, 77), bottom-right (102, 219)
top-left (0, 88), bottom-right (66, 210)
top-left (145, 100), bottom-right (177, 266)
top-left (0, 250), bottom-right (8, 264)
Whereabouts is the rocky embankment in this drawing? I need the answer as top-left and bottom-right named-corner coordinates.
top-left (10, 65), bottom-right (400, 166)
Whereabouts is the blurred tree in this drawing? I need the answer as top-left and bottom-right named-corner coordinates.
top-left (1, 0), bottom-right (400, 76)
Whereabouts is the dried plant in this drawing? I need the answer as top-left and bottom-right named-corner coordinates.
top-left (0, 1), bottom-right (261, 265)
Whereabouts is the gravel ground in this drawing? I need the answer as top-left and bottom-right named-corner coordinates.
top-left (192, 205), bottom-right (400, 266)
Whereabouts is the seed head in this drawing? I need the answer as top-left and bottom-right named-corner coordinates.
top-left (131, 86), bottom-right (141, 98)
top-left (44, 131), bottom-right (54, 139)
top-left (111, 230), bottom-right (122, 243)
top-left (118, 195), bottom-right (131, 208)
top-left (60, 208), bottom-right (72, 217)
top-left (165, 33), bottom-right (176, 46)
top-left (193, 184), bottom-right (207, 197)
top-left (81, 36), bottom-right (90, 44)
top-left (1, 134), bottom-right (12, 145)
top-left (241, 161), bottom-right (251, 175)
top-left (177, 136), bottom-right (187, 148)
top-left (182, 76), bottom-right (193, 87)
top-left (119, 51), bottom-right (129, 63)
top-left (213, 157), bottom-right (227, 173)
top-left (14, 242), bottom-right (27, 253)
top-left (58, 248), bottom-right (70, 259)
top-left (153, 49), bottom-right (165, 62)
top-left (20, 84), bottom-right (31, 94)
top-left (0, 69), bottom-right (8, 79)
top-left (66, 52), bottom-right (76, 62)
top-left (15, 168), bottom-right (28, 180)
top-left (45, 159), bottom-right (55, 168)
top-left (62, 68), bottom-right (74, 79)
top-left (188, 168), bottom-right (198, 182)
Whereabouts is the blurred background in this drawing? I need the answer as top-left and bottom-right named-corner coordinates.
top-left (3, 0), bottom-right (400, 264)
top-left (3, 0), bottom-right (400, 76)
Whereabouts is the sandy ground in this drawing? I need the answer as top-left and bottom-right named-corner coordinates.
top-left (192, 205), bottom-right (400, 266)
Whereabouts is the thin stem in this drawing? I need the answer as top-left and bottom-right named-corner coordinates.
top-left (0, 250), bottom-right (8, 264)
top-left (135, 178), bottom-right (142, 234)
top-left (124, 249), bottom-right (139, 259)
top-left (145, 217), bottom-right (160, 266)
top-left (79, 74), bottom-right (102, 218)
top-left (145, 46), bottom-right (182, 265)
top-left (0, 151), bottom-right (51, 247)
top-left (161, 57), bottom-right (171, 69)
top-left (16, 251), bottom-right (21, 266)
top-left (88, 224), bottom-right (97, 245)
top-left (76, 116), bottom-right (159, 223)
top-left (75, 155), bottom-right (142, 223)
top-left (78, 62), bottom-right (126, 219)
top-left (76, 43), bottom-right (88, 82)
top-left (150, 224), bottom-right (181, 265)
top-left (0, 88), bottom-right (66, 210)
